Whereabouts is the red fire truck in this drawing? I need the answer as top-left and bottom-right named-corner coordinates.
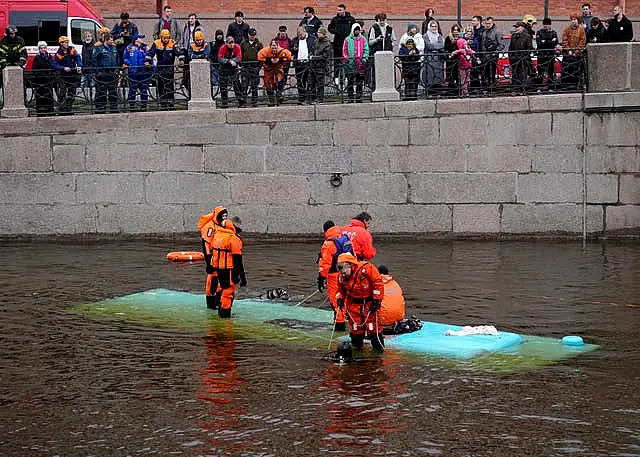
top-left (0, 0), bottom-right (103, 69)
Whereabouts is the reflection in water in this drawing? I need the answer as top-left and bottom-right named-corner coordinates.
top-left (314, 352), bottom-right (412, 456)
top-left (197, 319), bottom-right (248, 454)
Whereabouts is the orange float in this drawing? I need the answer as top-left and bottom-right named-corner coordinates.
top-left (166, 251), bottom-right (205, 262)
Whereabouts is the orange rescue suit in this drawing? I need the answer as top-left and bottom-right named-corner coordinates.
top-left (379, 274), bottom-right (405, 326)
top-left (342, 219), bottom-right (376, 260)
top-left (318, 225), bottom-right (346, 325)
top-left (336, 261), bottom-right (384, 335)
top-left (257, 45), bottom-right (292, 88)
top-left (198, 206), bottom-right (227, 301)
top-left (211, 222), bottom-right (244, 312)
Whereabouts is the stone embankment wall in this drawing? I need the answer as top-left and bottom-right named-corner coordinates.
top-left (0, 94), bottom-right (638, 237)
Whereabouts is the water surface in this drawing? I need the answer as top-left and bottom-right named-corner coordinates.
top-left (1, 240), bottom-right (639, 456)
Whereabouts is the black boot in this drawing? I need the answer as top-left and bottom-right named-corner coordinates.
top-left (206, 295), bottom-right (218, 310)
top-left (218, 307), bottom-right (231, 318)
top-left (350, 333), bottom-right (364, 349)
top-left (334, 322), bottom-right (346, 332)
top-left (370, 333), bottom-right (385, 352)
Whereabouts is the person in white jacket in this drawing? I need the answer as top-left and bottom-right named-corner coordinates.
top-left (399, 22), bottom-right (424, 54)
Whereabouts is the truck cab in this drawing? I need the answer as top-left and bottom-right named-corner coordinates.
top-left (0, 0), bottom-right (103, 69)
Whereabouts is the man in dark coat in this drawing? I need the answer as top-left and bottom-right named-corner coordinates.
top-left (291, 26), bottom-right (316, 104)
top-left (328, 4), bottom-right (356, 80)
top-left (299, 6), bottom-right (323, 38)
top-left (607, 5), bottom-right (633, 42)
top-left (509, 21), bottom-right (533, 94)
top-left (227, 11), bottom-right (250, 46)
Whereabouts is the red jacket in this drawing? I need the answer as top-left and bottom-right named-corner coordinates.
top-left (342, 219), bottom-right (376, 260)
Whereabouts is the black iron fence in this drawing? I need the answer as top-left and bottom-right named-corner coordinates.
top-left (394, 49), bottom-right (587, 100)
top-left (210, 56), bottom-right (373, 108)
top-left (16, 50), bottom-right (589, 115)
top-left (24, 65), bottom-right (190, 116)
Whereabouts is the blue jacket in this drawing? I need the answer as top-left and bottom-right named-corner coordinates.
top-left (188, 41), bottom-right (211, 60)
top-left (92, 43), bottom-right (119, 69)
top-left (123, 43), bottom-right (149, 74)
top-left (52, 46), bottom-right (82, 72)
top-left (146, 38), bottom-right (181, 71)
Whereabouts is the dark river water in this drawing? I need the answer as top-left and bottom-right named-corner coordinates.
top-left (1, 239), bottom-right (639, 457)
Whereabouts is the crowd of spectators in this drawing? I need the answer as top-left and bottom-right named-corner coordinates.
top-left (0, 3), bottom-right (635, 114)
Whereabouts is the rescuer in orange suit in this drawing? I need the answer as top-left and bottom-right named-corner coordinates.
top-left (198, 206), bottom-right (228, 309)
top-left (335, 253), bottom-right (385, 352)
top-left (211, 215), bottom-right (247, 318)
top-left (317, 220), bottom-right (348, 331)
top-left (342, 211), bottom-right (376, 260)
top-left (377, 265), bottom-right (406, 328)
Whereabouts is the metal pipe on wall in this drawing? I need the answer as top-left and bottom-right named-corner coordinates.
top-left (457, 0), bottom-right (462, 26)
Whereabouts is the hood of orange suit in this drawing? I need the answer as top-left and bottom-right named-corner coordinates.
top-left (324, 225), bottom-right (343, 239)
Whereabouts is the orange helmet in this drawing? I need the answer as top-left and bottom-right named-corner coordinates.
top-left (99, 26), bottom-right (110, 35)
top-left (160, 29), bottom-right (171, 38)
top-left (337, 253), bottom-right (358, 265)
top-left (194, 30), bottom-right (204, 41)
top-left (58, 35), bottom-right (70, 44)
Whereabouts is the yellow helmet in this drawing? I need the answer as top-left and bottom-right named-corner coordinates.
top-left (523, 14), bottom-right (537, 26)
top-left (58, 35), bottom-right (70, 44)
top-left (194, 30), bottom-right (204, 41)
top-left (160, 29), bottom-right (171, 38)
top-left (99, 26), bottom-right (110, 35)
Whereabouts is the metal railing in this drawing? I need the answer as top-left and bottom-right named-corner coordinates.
top-left (394, 49), bottom-right (587, 99)
top-left (23, 65), bottom-right (190, 116)
top-left (210, 57), bottom-right (373, 108)
top-left (16, 50), bottom-right (589, 115)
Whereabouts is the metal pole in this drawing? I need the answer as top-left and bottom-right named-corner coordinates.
top-left (457, 0), bottom-right (462, 25)
top-left (544, 0), bottom-right (549, 19)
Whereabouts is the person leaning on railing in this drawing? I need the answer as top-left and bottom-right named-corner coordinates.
top-left (481, 17), bottom-right (504, 90)
top-left (258, 40), bottom-right (292, 106)
top-left (217, 36), bottom-right (243, 108)
top-left (342, 23), bottom-right (369, 103)
top-left (32, 41), bottom-right (55, 116)
top-left (399, 38), bottom-right (421, 100)
top-left (508, 22), bottom-right (533, 94)
top-left (423, 20), bottom-right (445, 94)
top-left (52, 36), bottom-right (82, 115)
top-left (240, 28), bottom-right (263, 107)
top-left (146, 29), bottom-right (182, 110)
top-left (92, 33), bottom-right (120, 114)
top-left (536, 18), bottom-right (559, 87)
top-left (291, 26), bottom-right (316, 105)
top-left (311, 27), bottom-right (331, 103)
top-left (123, 34), bottom-right (151, 111)
top-left (558, 13), bottom-right (586, 90)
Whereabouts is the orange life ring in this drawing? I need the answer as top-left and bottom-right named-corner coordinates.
top-left (166, 251), bottom-right (205, 262)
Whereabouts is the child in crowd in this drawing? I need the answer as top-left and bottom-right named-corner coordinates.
top-left (451, 37), bottom-right (474, 96)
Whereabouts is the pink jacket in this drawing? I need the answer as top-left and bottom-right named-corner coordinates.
top-left (452, 38), bottom-right (474, 70)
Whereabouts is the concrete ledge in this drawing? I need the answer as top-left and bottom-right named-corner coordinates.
top-left (226, 105), bottom-right (314, 124)
top-left (585, 92), bottom-right (640, 111)
top-left (436, 98), bottom-right (491, 114)
top-left (315, 103), bottom-right (384, 120)
top-left (0, 109), bottom-right (227, 135)
top-left (384, 100), bottom-right (436, 118)
top-left (529, 93), bottom-right (583, 112)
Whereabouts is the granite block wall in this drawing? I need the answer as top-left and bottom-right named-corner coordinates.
top-left (0, 93), bottom-right (638, 237)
